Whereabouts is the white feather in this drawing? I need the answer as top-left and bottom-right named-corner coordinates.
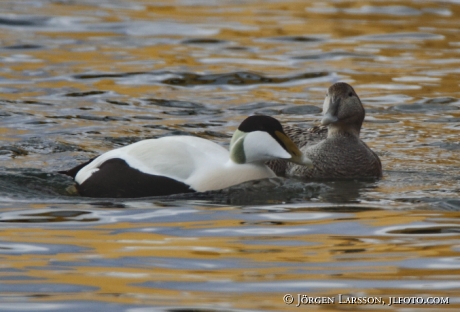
top-left (243, 131), bottom-right (291, 162)
top-left (75, 136), bottom-right (276, 192)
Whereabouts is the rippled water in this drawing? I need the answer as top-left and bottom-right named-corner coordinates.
top-left (1, 0), bottom-right (460, 311)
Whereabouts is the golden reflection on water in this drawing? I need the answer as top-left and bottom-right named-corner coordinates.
top-left (6, 0), bottom-right (458, 90)
top-left (1, 207), bottom-right (460, 309)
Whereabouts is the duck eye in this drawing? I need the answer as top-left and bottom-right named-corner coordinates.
top-left (348, 92), bottom-right (353, 97)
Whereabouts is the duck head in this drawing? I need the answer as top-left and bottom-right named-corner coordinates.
top-left (321, 82), bottom-right (365, 135)
top-left (230, 115), bottom-right (312, 167)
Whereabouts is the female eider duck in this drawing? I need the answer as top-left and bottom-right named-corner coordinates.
top-left (59, 115), bottom-right (312, 198)
top-left (268, 82), bottom-right (382, 178)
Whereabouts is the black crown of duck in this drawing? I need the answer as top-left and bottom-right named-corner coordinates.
top-left (268, 82), bottom-right (382, 179)
top-left (59, 115), bottom-right (312, 198)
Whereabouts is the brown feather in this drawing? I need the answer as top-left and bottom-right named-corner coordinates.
top-left (267, 82), bottom-right (382, 179)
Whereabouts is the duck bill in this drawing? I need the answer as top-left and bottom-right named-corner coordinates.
top-left (275, 131), bottom-right (313, 167)
top-left (321, 96), bottom-right (339, 126)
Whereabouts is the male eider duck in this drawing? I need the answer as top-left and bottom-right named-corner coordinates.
top-left (59, 115), bottom-right (312, 198)
top-left (268, 82), bottom-right (382, 178)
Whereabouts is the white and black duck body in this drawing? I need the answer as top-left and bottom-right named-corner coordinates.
top-left (268, 82), bottom-right (382, 179)
top-left (59, 115), bottom-right (311, 198)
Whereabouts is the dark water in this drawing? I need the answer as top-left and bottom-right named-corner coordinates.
top-left (0, 0), bottom-right (460, 311)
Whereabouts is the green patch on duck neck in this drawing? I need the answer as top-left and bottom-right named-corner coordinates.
top-left (229, 129), bottom-right (246, 164)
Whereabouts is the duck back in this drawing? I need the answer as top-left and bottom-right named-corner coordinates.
top-left (286, 132), bottom-right (381, 178)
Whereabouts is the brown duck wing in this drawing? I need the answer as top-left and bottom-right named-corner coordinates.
top-left (286, 125), bottom-right (327, 147)
top-left (363, 141), bottom-right (383, 178)
top-left (266, 125), bottom-right (327, 175)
